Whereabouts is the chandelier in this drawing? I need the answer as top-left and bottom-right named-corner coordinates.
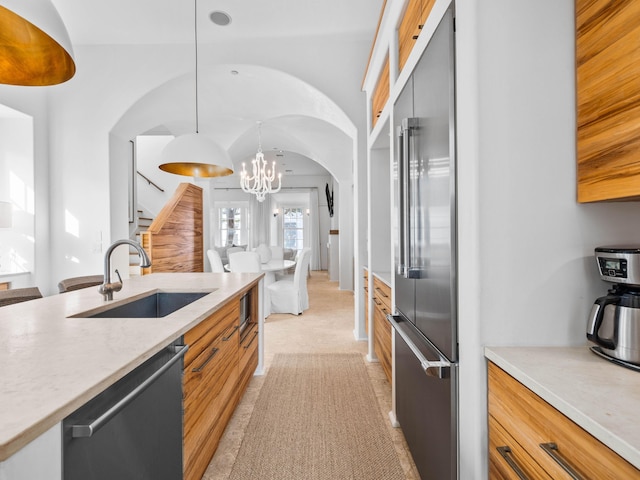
top-left (240, 122), bottom-right (282, 202)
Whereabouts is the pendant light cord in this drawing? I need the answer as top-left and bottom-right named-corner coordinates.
top-left (194, 0), bottom-right (200, 134)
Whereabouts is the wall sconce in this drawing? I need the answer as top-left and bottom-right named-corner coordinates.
top-left (273, 208), bottom-right (279, 217)
top-left (0, 201), bottom-right (12, 228)
top-left (306, 208), bottom-right (310, 216)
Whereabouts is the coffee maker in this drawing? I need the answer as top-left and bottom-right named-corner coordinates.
top-left (587, 246), bottom-right (640, 368)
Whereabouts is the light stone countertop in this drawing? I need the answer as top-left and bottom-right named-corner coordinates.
top-left (485, 346), bottom-right (640, 469)
top-left (0, 272), bottom-right (262, 461)
top-left (372, 271), bottom-right (392, 286)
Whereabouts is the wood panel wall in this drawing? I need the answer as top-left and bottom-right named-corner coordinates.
top-left (141, 183), bottom-right (203, 274)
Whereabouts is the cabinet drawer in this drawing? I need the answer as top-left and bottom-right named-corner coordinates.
top-left (238, 322), bottom-right (259, 392)
top-left (184, 298), bottom-right (239, 367)
top-left (184, 364), bottom-right (239, 480)
top-left (239, 322), bottom-right (259, 373)
top-left (488, 362), bottom-right (640, 479)
top-left (183, 327), bottom-right (238, 426)
top-left (373, 276), bottom-right (391, 312)
top-left (489, 415), bottom-right (552, 480)
top-left (373, 306), bottom-right (392, 382)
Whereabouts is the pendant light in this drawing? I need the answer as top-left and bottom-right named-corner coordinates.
top-left (240, 122), bottom-right (282, 202)
top-left (159, 0), bottom-right (233, 178)
top-left (0, 0), bottom-right (76, 86)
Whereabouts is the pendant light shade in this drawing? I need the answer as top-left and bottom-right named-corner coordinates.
top-left (159, 0), bottom-right (233, 178)
top-left (0, 0), bottom-right (75, 86)
top-left (159, 133), bottom-right (234, 177)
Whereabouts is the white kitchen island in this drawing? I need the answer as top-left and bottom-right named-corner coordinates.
top-left (0, 272), bottom-right (263, 479)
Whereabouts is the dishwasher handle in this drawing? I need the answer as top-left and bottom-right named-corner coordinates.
top-left (71, 344), bottom-right (189, 438)
top-left (388, 314), bottom-right (451, 379)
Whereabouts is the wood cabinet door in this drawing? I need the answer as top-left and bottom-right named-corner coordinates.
top-left (576, 0), bottom-right (640, 202)
top-left (488, 362), bottom-right (640, 480)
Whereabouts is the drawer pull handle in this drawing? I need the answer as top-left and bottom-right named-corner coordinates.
top-left (222, 325), bottom-right (239, 341)
top-left (539, 443), bottom-right (583, 480)
top-left (375, 287), bottom-right (389, 298)
top-left (496, 446), bottom-right (529, 480)
top-left (192, 347), bottom-right (219, 373)
top-left (243, 330), bottom-right (259, 349)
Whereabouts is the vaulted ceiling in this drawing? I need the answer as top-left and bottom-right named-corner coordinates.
top-left (52, 0), bottom-right (384, 180)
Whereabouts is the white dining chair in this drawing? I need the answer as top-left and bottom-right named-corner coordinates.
top-left (269, 245), bottom-right (284, 261)
top-left (206, 249), bottom-right (225, 273)
top-left (276, 247), bottom-right (308, 281)
top-left (228, 251), bottom-right (261, 272)
top-left (226, 246), bottom-right (245, 260)
top-left (268, 248), bottom-right (312, 315)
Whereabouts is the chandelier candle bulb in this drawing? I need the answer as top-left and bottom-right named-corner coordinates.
top-left (240, 122), bottom-right (282, 202)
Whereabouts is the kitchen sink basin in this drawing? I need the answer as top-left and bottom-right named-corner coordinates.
top-left (73, 291), bottom-right (213, 318)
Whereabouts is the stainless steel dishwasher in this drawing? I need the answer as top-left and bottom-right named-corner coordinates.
top-left (63, 340), bottom-right (187, 480)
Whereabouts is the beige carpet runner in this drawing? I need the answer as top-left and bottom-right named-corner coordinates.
top-left (228, 353), bottom-right (406, 480)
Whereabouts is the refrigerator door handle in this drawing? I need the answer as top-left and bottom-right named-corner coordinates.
top-left (388, 314), bottom-right (451, 379)
top-left (400, 118), bottom-right (420, 279)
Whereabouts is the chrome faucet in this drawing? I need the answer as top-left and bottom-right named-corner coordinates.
top-left (99, 239), bottom-right (151, 300)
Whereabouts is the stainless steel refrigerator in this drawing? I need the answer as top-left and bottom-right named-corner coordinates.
top-left (388, 8), bottom-right (458, 480)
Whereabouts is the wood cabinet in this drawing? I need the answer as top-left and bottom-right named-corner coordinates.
top-left (372, 276), bottom-right (392, 383)
top-left (488, 361), bottom-right (640, 479)
top-left (237, 287), bottom-right (260, 396)
top-left (576, 0), bottom-right (640, 202)
top-left (371, 56), bottom-right (389, 128)
top-left (183, 282), bottom-right (259, 480)
top-left (398, 0), bottom-right (437, 73)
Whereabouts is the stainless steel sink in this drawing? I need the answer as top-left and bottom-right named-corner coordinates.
top-left (72, 291), bottom-right (213, 318)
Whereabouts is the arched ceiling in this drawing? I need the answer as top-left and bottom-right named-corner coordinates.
top-left (112, 64), bottom-right (355, 181)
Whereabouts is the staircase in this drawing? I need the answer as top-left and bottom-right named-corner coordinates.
top-left (130, 208), bottom-right (154, 276)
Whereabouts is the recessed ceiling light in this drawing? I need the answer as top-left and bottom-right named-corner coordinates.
top-left (210, 11), bottom-right (231, 26)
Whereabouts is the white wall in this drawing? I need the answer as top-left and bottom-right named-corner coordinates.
top-left (456, 1), bottom-right (640, 478)
top-left (0, 28), bottom-right (372, 293)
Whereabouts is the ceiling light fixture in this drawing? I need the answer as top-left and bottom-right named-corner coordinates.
top-left (159, 0), bottom-right (233, 178)
top-left (240, 121), bottom-right (282, 202)
top-left (0, 0), bottom-right (75, 86)
top-left (209, 11), bottom-right (231, 26)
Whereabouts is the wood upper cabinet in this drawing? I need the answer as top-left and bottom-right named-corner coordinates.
top-left (576, 0), bottom-right (640, 202)
top-left (488, 362), bottom-right (640, 479)
top-left (371, 56), bottom-right (390, 128)
top-left (398, 0), bottom-right (437, 73)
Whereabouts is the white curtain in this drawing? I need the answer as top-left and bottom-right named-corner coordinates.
top-left (249, 195), bottom-right (271, 248)
top-left (309, 188), bottom-right (321, 270)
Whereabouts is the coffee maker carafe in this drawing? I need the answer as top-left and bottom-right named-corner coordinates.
top-left (587, 246), bottom-right (640, 367)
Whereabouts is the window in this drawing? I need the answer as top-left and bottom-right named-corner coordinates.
top-left (213, 203), bottom-right (249, 247)
top-left (0, 104), bottom-right (34, 274)
top-left (283, 207), bottom-right (304, 250)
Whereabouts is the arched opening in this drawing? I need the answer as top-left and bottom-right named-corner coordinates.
top-left (109, 64), bottom-right (357, 289)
